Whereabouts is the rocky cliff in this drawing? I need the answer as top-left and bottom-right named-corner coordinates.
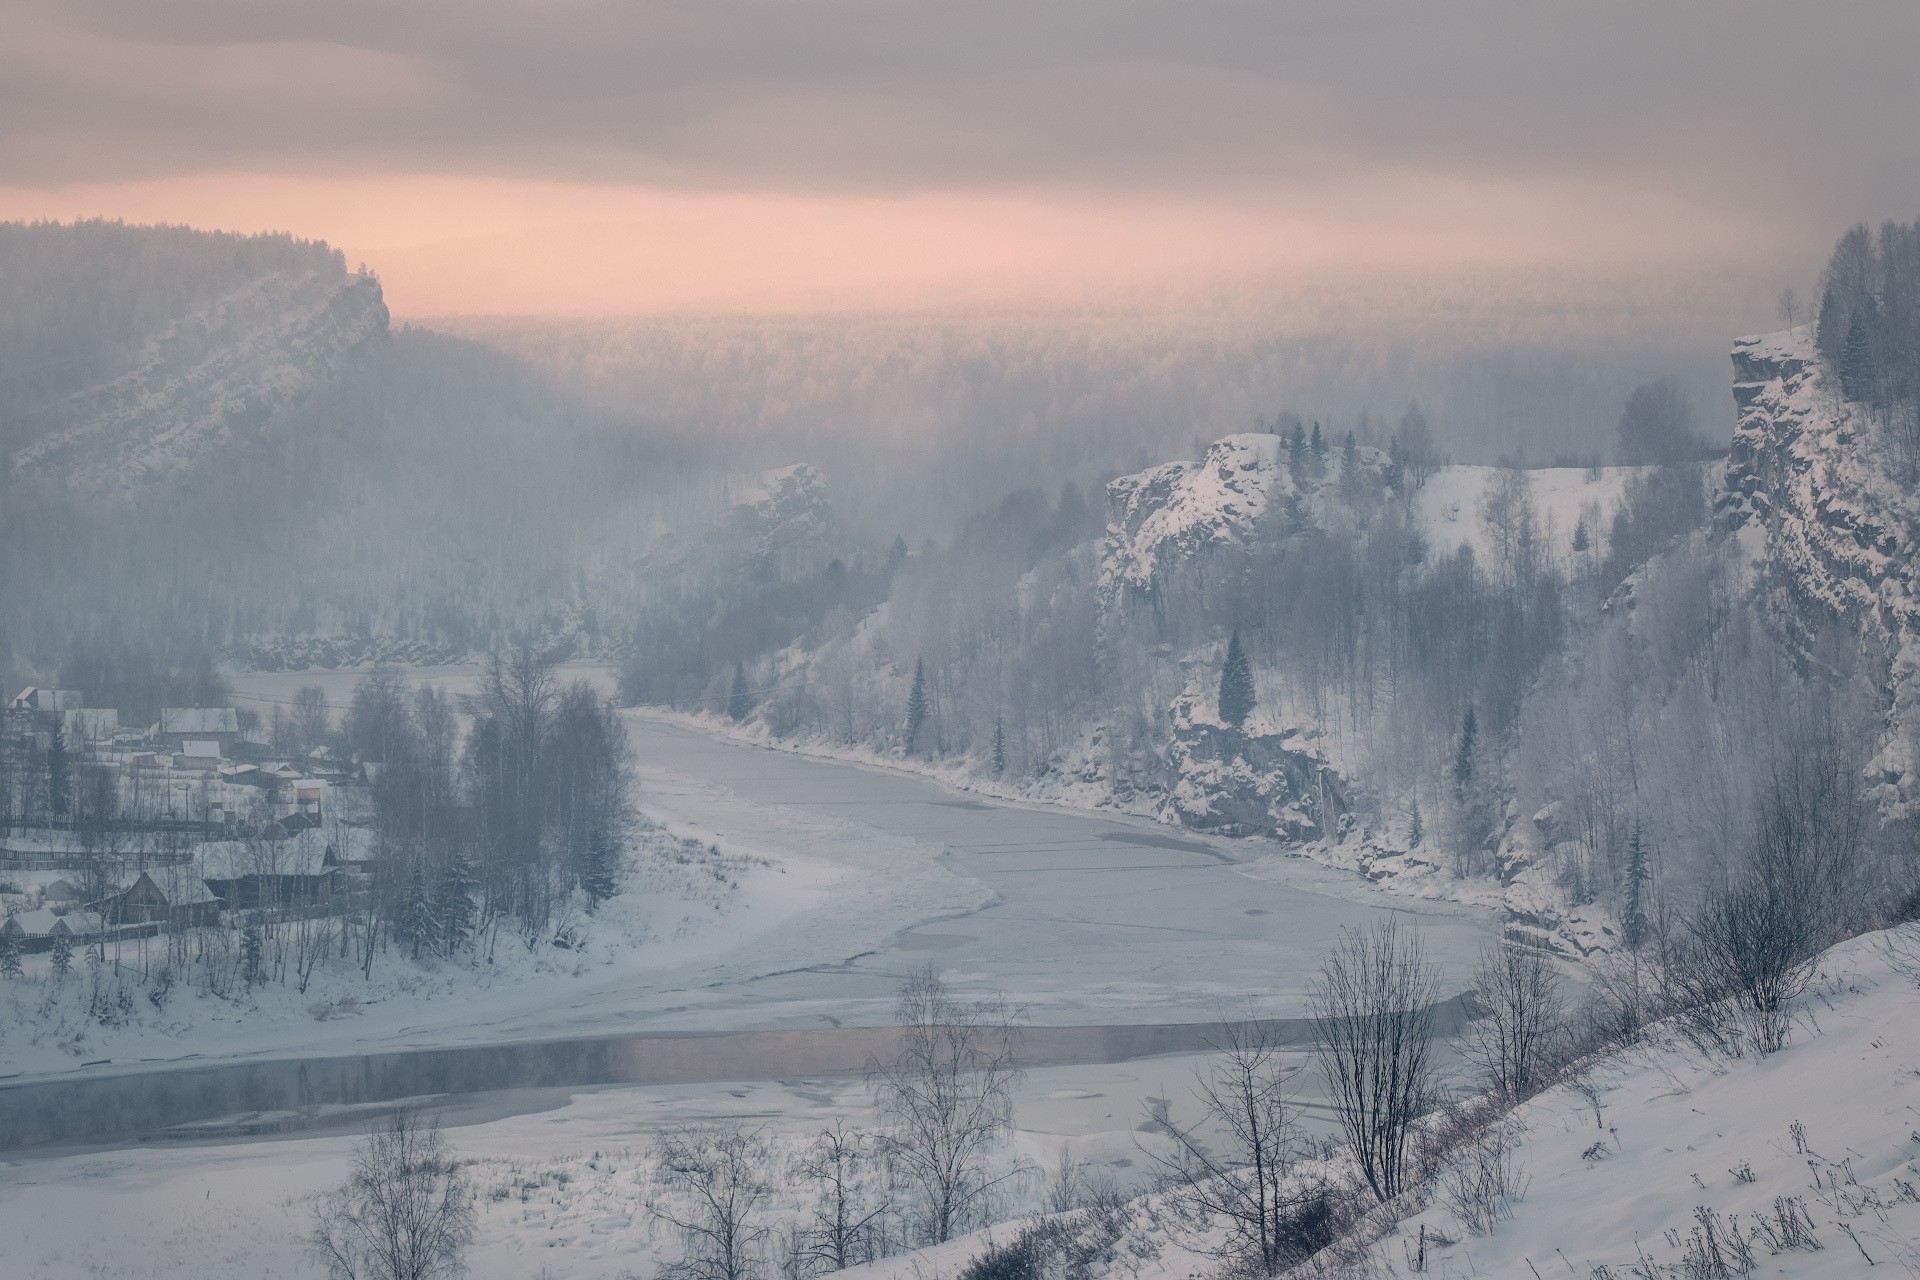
top-left (1716, 325), bottom-right (1920, 814)
top-left (11, 269), bottom-right (388, 496)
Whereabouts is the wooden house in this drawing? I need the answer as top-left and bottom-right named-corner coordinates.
top-left (101, 868), bottom-right (223, 928)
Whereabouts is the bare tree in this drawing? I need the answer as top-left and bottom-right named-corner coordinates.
top-left (796, 1121), bottom-right (891, 1273)
top-left (651, 1125), bottom-right (775, 1280)
top-left (309, 1108), bottom-right (475, 1280)
top-left (1461, 941), bottom-right (1565, 1101)
top-left (868, 964), bottom-right (1023, 1244)
top-left (1143, 1018), bottom-right (1336, 1274)
top-left (1310, 918), bottom-right (1442, 1202)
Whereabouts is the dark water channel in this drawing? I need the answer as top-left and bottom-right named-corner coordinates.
top-left (0, 999), bottom-right (1472, 1152)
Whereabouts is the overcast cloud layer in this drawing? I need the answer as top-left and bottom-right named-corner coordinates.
top-left (3, 0), bottom-right (1914, 313)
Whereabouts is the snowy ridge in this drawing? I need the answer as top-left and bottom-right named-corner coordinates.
top-left (1103, 433), bottom-right (1635, 608)
top-left (1716, 325), bottom-right (1920, 813)
top-left (10, 269), bottom-right (387, 494)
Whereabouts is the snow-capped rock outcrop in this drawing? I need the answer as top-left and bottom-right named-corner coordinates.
top-left (1102, 433), bottom-right (1302, 602)
top-left (1716, 325), bottom-right (1920, 814)
top-left (1161, 688), bottom-right (1341, 839)
top-left (727, 463), bottom-right (834, 571)
top-left (11, 269), bottom-right (387, 495)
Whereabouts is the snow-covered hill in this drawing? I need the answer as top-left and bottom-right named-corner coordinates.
top-left (10, 268), bottom-right (387, 495)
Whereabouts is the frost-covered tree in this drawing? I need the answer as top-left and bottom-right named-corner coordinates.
top-left (727, 663), bottom-right (752, 723)
top-left (990, 716), bottom-right (1006, 775)
top-left (49, 929), bottom-right (72, 979)
top-left (904, 658), bottom-right (929, 753)
top-left (1218, 633), bottom-right (1255, 728)
top-left (0, 933), bottom-right (21, 980)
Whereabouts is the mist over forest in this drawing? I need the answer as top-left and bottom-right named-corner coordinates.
top-left (4, 6), bottom-right (1920, 1270)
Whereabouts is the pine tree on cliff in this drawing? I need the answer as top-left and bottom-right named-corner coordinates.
top-left (1621, 819), bottom-right (1650, 951)
top-left (1218, 633), bottom-right (1255, 728)
top-left (991, 716), bottom-right (1007, 775)
top-left (1842, 310), bottom-right (1876, 403)
top-left (904, 658), bottom-right (929, 753)
top-left (727, 662), bottom-right (752, 723)
top-left (1287, 422), bottom-right (1307, 482)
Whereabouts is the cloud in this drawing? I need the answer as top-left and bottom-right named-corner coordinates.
top-left (2, 0), bottom-right (1914, 311)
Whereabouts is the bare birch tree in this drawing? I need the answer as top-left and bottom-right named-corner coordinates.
top-left (867, 964), bottom-right (1022, 1244)
top-left (651, 1125), bottom-right (775, 1280)
top-left (1144, 1019), bottom-right (1336, 1274)
top-left (1461, 941), bottom-right (1565, 1101)
top-left (1310, 918), bottom-right (1441, 1202)
top-left (309, 1108), bottom-right (475, 1280)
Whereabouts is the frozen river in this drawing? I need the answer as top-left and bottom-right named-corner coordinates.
top-left (0, 669), bottom-right (1494, 1150)
top-left (224, 665), bottom-right (1493, 1036)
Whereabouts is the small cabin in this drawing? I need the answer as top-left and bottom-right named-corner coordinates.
top-left (102, 869), bottom-right (223, 929)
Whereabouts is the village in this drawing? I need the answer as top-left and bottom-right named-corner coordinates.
top-left (0, 684), bottom-right (378, 965)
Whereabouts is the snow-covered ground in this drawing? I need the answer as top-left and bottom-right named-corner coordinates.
top-left (9, 926), bottom-right (1916, 1279)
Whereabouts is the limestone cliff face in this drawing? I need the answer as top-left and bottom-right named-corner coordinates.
top-left (1717, 325), bottom-right (1920, 813)
top-left (11, 269), bottom-right (387, 495)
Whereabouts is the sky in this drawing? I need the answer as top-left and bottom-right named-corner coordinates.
top-left (2, 0), bottom-right (1916, 317)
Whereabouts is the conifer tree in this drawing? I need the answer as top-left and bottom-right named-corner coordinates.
top-left (0, 932), bottom-right (20, 980)
top-left (1288, 422), bottom-right (1307, 481)
top-left (396, 861), bottom-right (436, 961)
top-left (1407, 799), bottom-right (1423, 848)
top-left (437, 850), bottom-right (477, 956)
top-left (991, 716), bottom-right (1006, 775)
top-left (1310, 420), bottom-right (1325, 458)
top-left (727, 662), bottom-right (752, 723)
top-left (580, 828), bottom-right (619, 907)
top-left (46, 730), bottom-right (70, 820)
top-left (242, 919), bottom-right (265, 986)
top-left (1218, 633), bottom-right (1255, 728)
top-left (904, 658), bottom-right (929, 752)
top-left (1842, 310), bottom-right (1876, 403)
top-left (1571, 518), bottom-right (1590, 555)
top-left (1621, 820), bottom-right (1650, 951)
top-left (49, 928), bottom-right (72, 978)
top-left (1453, 706), bottom-right (1477, 792)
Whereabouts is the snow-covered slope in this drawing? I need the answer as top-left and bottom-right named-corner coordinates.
top-left (1103, 433), bottom-right (1635, 607)
top-left (1717, 325), bottom-right (1920, 814)
top-left (10, 268), bottom-right (387, 494)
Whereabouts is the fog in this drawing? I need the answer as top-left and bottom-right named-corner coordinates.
top-left (4, 6), bottom-right (1920, 1277)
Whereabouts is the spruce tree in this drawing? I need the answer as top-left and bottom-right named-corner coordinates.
top-left (1310, 420), bottom-right (1325, 458)
top-left (46, 731), bottom-right (70, 820)
top-left (580, 828), bottom-right (619, 907)
top-left (0, 932), bottom-right (20, 980)
top-left (904, 659), bottom-right (929, 753)
top-left (396, 861), bottom-right (436, 961)
top-left (49, 929), bottom-right (72, 978)
top-left (1218, 633), bottom-right (1255, 728)
top-left (991, 716), bottom-right (1007, 775)
top-left (1571, 518), bottom-right (1590, 555)
top-left (437, 850), bottom-right (477, 956)
top-left (727, 662), bottom-right (752, 723)
top-left (1453, 706), bottom-right (1477, 792)
top-left (1842, 310), bottom-right (1876, 403)
top-left (1621, 820), bottom-right (1650, 951)
top-left (1408, 799), bottom-right (1424, 848)
top-left (1288, 423), bottom-right (1307, 481)
top-left (241, 920), bottom-right (265, 987)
